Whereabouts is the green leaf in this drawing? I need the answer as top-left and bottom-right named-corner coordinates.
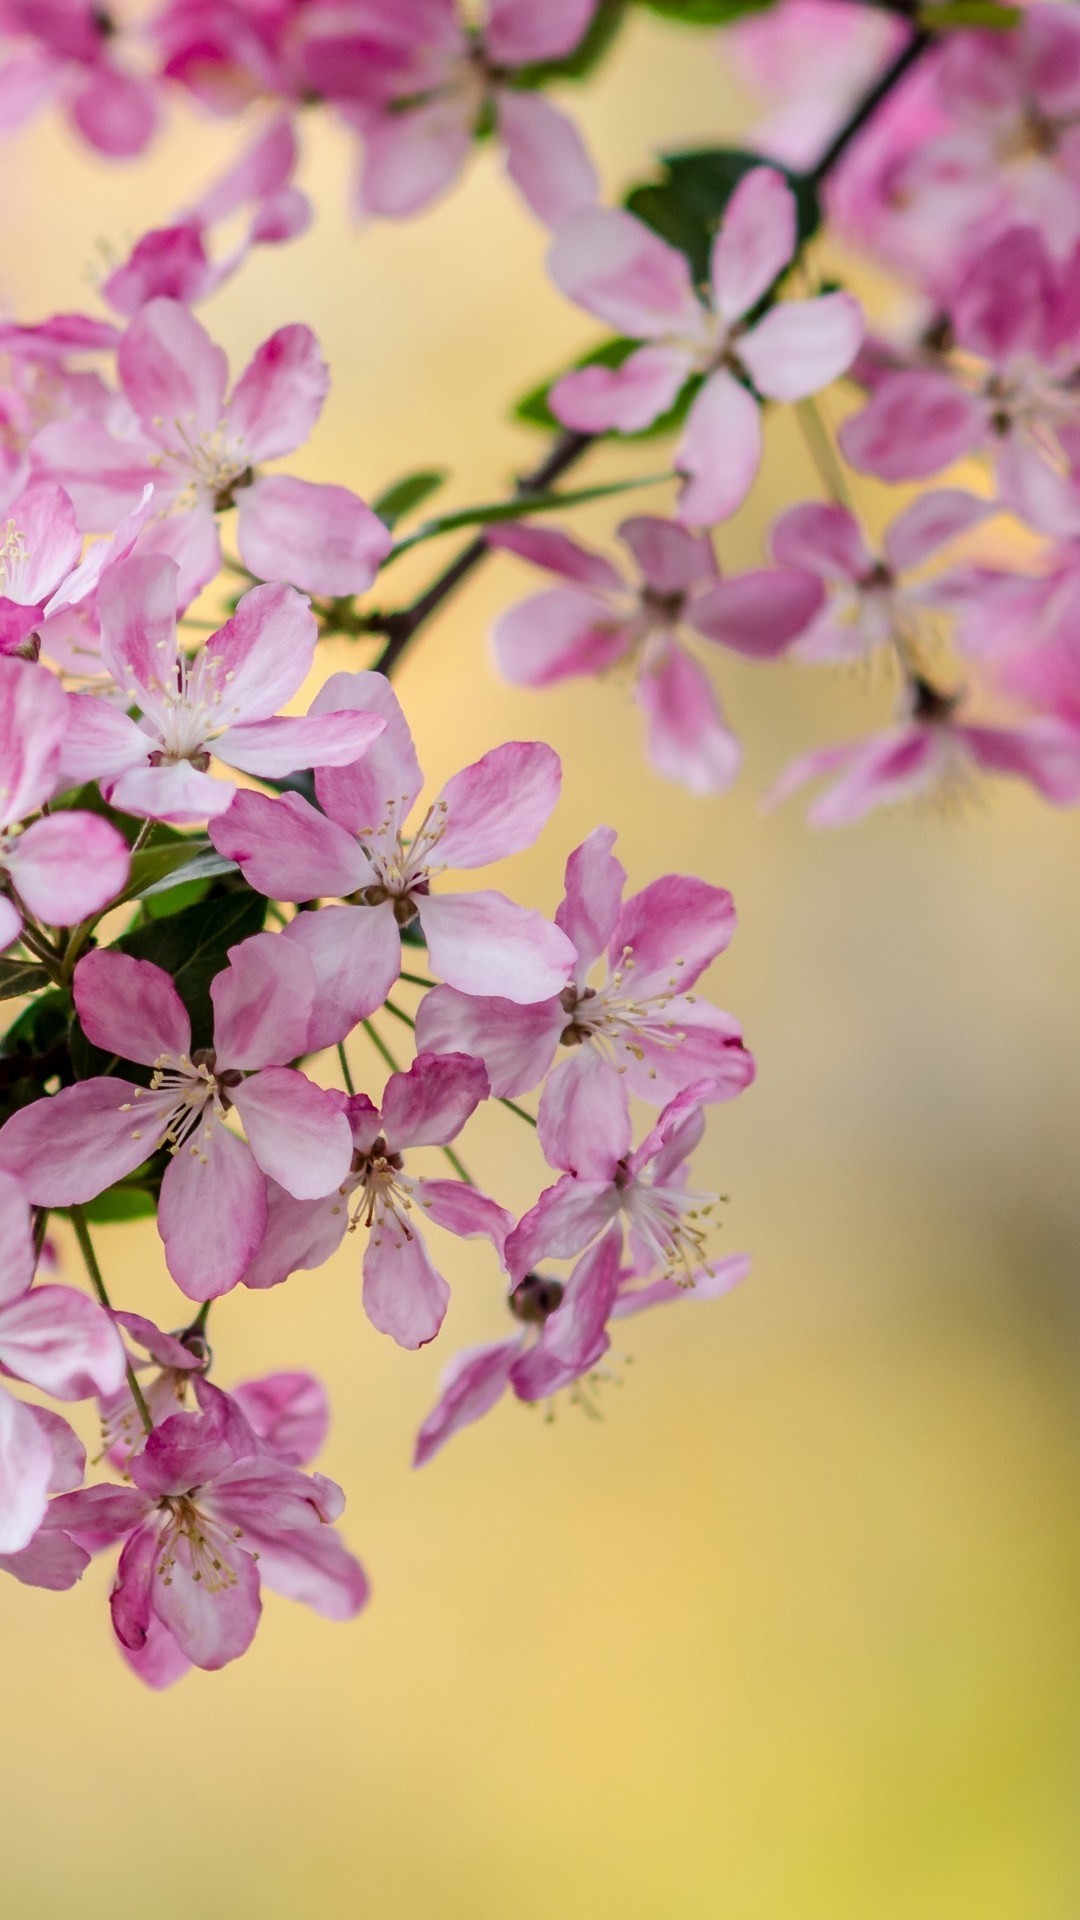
top-left (117, 837), bottom-right (212, 905)
top-left (67, 1184), bottom-right (158, 1224)
top-left (515, 335), bottom-right (702, 439)
top-left (1, 988), bottom-right (70, 1061)
top-left (0, 956), bottom-right (50, 1000)
top-left (917, 0), bottom-right (1020, 23)
top-left (136, 847), bottom-right (238, 900)
top-left (513, 0), bottom-right (628, 83)
top-left (372, 469), bottom-right (449, 529)
top-left (627, 147), bottom-right (821, 284)
top-left (388, 473), bottom-right (672, 557)
top-left (636, 0), bottom-right (775, 20)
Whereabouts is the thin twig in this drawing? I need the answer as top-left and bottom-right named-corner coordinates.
top-left (70, 1205), bottom-right (154, 1436)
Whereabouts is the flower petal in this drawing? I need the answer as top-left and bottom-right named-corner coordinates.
top-left (281, 903), bottom-right (402, 1050)
top-left (492, 587), bottom-right (632, 687)
top-left (434, 741), bottom-right (561, 869)
top-left (0, 1384), bottom-right (53, 1553)
top-left (612, 873), bottom-right (737, 995)
top-left (710, 166), bottom-right (796, 322)
top-left (882, 490), bottom-right (994, 575)
top-left (0, 1080), bottom-right (162, 1207)
top-left (210, 788), bottom-right (367, 902)
top-left (312, 670), bottom-right (424, 834)
top-left (211, 931), bottom-right (313, 1068)
top-left (204, 580), bottom-right (317, 725)
top-left (380, 1051), bottom-right (489, 1152)
top-left (556, 824), bottom-right (626, 983)
top-left (690, 567), bottom-right (823, 658)
top-left (498, 88), bottom-right (597, 229)
top-left (738, 291), bottom-right (863, 401)
top-left (414, 986), bottom-right (562, 1099)
top-left (225, 324), bottom-right (328, 463)
top-left (74, 948), bottom-right (191, 1066)
top-left (246, 1523), bottom-right (369, 1619)
top-left (118, 298), bottom-right (229, 446)
top-left (538, 1051), bottom-right (630, 1180)
top-left (487, 521), bottom-right (624, 592)
top-left (0, 656), bottom-right (67, 826)
top-left (358, 97), bottom-right (473, 219)
top-left (97, 550), bottom-right (179, 714)
top-left (548, 208), bottom-right (702, 338)
top-left (418, 890), bottom-right (576, 1003)
top-left (230, 1069), bottom-right (353, 1199)
top-left (241, 1182), bottom-right (347, 1292)
top-left (0, 1285), bottom-right (126, 1399)
top-left (414, 1179), bottom-right (513, 1254)
top-left (675, 369), bottom-right (762, 526)
top-left (362, 1223), bottom-right (450, 1349)
top-left (151, 1525), bottom-right (262, 1671)
top-left (839, 371), bottom-right (985, 482)
top-left (215, 709), bottom-right (386, 778)
top-left (230, 1372), bottom-right (329, 1467)
top-left (7, 813), bottom-right (129, 926)
top-left (238, 475), bottom-right (392, 597)
top-left (413, 1337), bottom-right (521, 1467)
top-left (636, 642), bottom-right (742, 795)
top-left (770, 501), bottom-right (870, 579)
top-left (550, 342), bottom-right (693, 434)
top-left (157, 1128), bottom-right (268, 1300)
top-left (618, 516), bottom-right (716, 594)
top-left (504, 1174), bottom-right (619, 1282)
top-left (0, 1170), bottom-right (33, 1306)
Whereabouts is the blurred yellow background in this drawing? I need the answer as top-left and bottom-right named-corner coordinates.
top-left (2, 14), bottom-right (1080, 1918)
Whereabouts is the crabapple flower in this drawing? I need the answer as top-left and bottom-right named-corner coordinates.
top-left (242, 1054), bottom-right (512, 1352)
top-left (0, 935), bottom-right (356, 1300)
top-left (59, 554), bottom-right (385, 823)
top-left (346, 0), bottom-right (600, 227)
top-left (101, 115), bottom-right (311, 317)
top-left (33, 297), bottom-right (392, 603)
top-left (840, 229), bottom-right (1080, 536)
top-left (211, 669), bottom-right (577, 1010)
top-left (0, 656), bottom-right (130, 952)
top-left (0, 1), bottom-right (158, 158)
top-left (728, 0), bottom-right (910, 171)
top-left (548, 168), bottom-right (864, 524)
top-left (769, 491), bottom-right (993, 663)
top-left (0, 479), bottom-right (83, 656)
top-left (43, 1382), bottom-right (368, 1682)
top-left (414, 1237), bottom-right (750, 1464)
top-left (415, 825), bottom-right (754, 1143)
top-left (505, 1079), bottom-right (726, 1287)
top-left (490, 515), bottom-right (824, 792)
top-left (768, 678), bottom-right (1080, 826)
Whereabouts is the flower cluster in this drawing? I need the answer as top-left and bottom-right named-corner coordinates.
top-left (1, 0), bottom-right (1073, 1691)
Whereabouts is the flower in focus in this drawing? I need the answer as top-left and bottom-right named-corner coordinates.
top-left (41, 1380), bottom-right (368, 1686)
top-left (211, 669), bottom-right (577, 1012)
top-left (0, 935), bottom-right (356, 1299)
top-left (242, 1053), bottom-right (512, 1352)
top-left (416, 824), bottom-right (754, 1140)
top-left (59, 553), bottom-right (385, 823)
top-left (33, 297), bottom-right (393, 603)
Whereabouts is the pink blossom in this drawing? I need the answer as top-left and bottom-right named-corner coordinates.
top-left (42, 1381), bottom-right (368, 1682)
top-left (33, 298), bottom-right (392, 603)
top-left (0, 2), bottom-right (158, 158)
top-left (547, 168), bottom-right (864, 524)
top-left (211, 669), bottom-right (577, 1011)
top-left (769, 491), bottom-right (993, 663)
top-left (101, 115), bottom-right (311, 318)
top-left (344, 0), bottom-right (600, 227)
top-left (728, 0), bottom-right (910, 171)
top-left (505, 1079), bottom-right (727, 1288)
top-left (0, 935), bottom-right (356, 1300)
top-left (767, 678), bottom-right (1080, 826)
top-left (490, 515), bottom-right (823, 792)
top-left (0, 656), bottom-right (130, 952)
top-left (416, 824), bottom-right (754, 1136)
top-left (0, 1168), bottom-right (122, 1552)
top-left (840, 229), bottom-right (1080, 535)
top-left (831, 5), bottom-right (1080, 286)
top-left (58, 553), bottom-right (386, 823)
top-left (415, 1231), bottom-right (750, 1464)
top-left (242, 1054), bottom-right (511, 1351)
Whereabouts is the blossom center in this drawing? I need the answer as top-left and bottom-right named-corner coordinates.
top-left (156, 1493), bottom-right (241, 1593)
top-left (558, 947), bottom-right (690, 1065)
top-left (343, 1135), bottom-right (415, 1241)
top-left (617, 1164), bottom-right (717, 1286)
top-left (355, 797), bottom-right (447, 923)
top-left (138, 648), bottom-right (247, 766)
top-left (121, 1045), bottom-right (241, 1162)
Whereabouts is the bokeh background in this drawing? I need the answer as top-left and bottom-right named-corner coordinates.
top-left (2, 13), bottom-right (1080, 1917)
